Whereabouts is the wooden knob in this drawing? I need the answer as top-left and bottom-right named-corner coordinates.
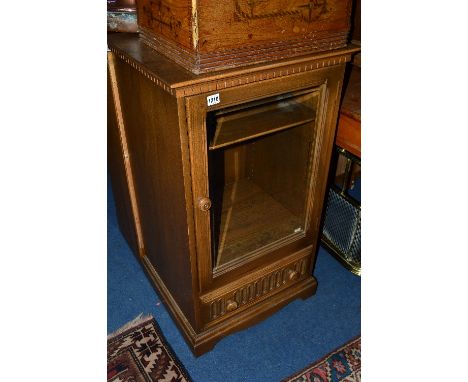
top-left (287, 269), bottom-right (299, 281)
top-left (226, 300), bottom-right (238, 312)
top-left (198, 197), bottom-right (212, 212)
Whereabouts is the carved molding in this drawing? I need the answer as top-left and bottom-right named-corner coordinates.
top-left (141, 26), bottom-right (348, 75)
top-left (109, 43), bottom-right (351, 99)
top-left (208, 258), bottom-right (308, 320)
top-left (108, 46), bottom-right (176, 95)
top-left (177, 57), bottom-right (348, 97)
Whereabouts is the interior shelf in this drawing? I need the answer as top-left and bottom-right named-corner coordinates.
top-left (209, 96), bottom-right (315, 150)
top-left (214, 178), bottom-right (303, 267)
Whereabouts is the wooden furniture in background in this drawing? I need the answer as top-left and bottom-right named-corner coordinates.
top-left (321, 1), bottom-right (361, 274)
top-left (108, 32), bottom-right (359, 355)
top-left (337, 0), bottom-right (360, 158)
top-left (333, 60), bottom-right (361, 187)
top-left (135, 0), bottom-right (353, 73)
top-left (336, 62), bottom-right (360, 158)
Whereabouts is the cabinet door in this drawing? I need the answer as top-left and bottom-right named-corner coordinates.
top-left (186, 66), bottom-right (344, 291)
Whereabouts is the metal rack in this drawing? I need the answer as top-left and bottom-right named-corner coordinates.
top-left (321, 147), bottom-right (361, 275)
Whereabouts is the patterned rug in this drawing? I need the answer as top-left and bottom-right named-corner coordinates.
top-left (282, 336), bottom-right (361, 382)
top-left (107, 315), bottom-right (192, 382)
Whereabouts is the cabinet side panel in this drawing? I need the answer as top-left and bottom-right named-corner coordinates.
top-left (108, 64), bottom-right (139, 255)
top-left (113, 57), bottom-right (195, 326)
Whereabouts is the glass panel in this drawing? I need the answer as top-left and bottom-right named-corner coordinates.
top-left (207, 91), bottom-right (318, 269)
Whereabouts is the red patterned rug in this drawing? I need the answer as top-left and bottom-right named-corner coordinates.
top-left (282, 336), bottom-right (361, 382)
top-left (107, 315), bottom-right (192, 382)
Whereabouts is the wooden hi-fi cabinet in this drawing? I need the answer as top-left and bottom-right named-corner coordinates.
top-left (108, 33), bottom-right (358, 355)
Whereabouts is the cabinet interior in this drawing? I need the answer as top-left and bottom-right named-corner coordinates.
top-left (207, 91), bottom-right (319, 269)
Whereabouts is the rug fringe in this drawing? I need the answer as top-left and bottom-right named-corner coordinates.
top-left (107, 313), bottom-right (153, 340)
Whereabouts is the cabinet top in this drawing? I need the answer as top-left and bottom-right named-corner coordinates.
top-left (107, 33), bottom-right (359, 96)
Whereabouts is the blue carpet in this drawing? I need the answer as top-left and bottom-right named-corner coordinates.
top-left (108, 178), bottom-right (361, 381)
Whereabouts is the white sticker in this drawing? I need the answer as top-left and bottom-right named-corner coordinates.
top-left (207, 93), bottom-right (220, 106)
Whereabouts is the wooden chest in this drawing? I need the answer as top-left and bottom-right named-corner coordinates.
top-left (108, 33), bottom-right (358, 355)
top-left (136, 0), bottom-right (353, 73)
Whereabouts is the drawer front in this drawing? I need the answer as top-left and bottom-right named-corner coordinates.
top-left (200, 256), bottom-right (309, 326)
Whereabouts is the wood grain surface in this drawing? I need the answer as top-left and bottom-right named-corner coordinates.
top-left (135, 0), bottom-right (353, 72)
top-left (336, 64), bottom-right (360, 157)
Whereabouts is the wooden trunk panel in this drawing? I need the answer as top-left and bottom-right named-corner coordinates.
top-left (136, 0), bottom-right (193, 50)
top-left (136, 0), bottom-right (353, 73)
top-left (198, 0), bottom-right (351, 52)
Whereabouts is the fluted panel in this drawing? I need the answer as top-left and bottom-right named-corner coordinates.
top-left (209, 258), bottom-right (308, 320)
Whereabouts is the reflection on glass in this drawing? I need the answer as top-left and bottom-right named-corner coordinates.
top-left (207, 91), bottom-right (318, 269)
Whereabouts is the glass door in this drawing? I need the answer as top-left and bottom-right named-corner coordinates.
top-left (206, 89), bottom-right (319, 271)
